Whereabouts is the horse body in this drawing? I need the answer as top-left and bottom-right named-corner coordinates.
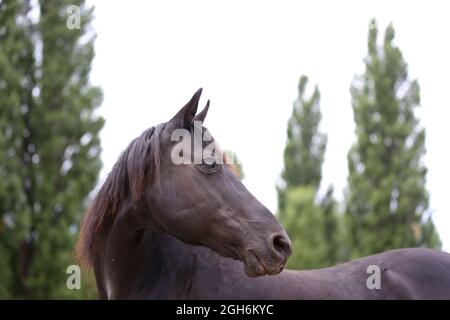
top-left (79, 89), bottom-right (450, 300)
top-left (100, 226), bottom-right (450, 299)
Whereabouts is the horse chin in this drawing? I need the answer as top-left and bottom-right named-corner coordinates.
top-left (243, 250), bottom-right (284, 278)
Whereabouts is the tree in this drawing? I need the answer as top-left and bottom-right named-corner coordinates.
top-left (0, 0), bottom-right (103, 298)
top-left (278, 76), bottom-right (341, 269)
top-left (281, 77), bottom-right (326, 191)
top-left (278, 76), bottom-right (325, 213)
top-left (345, 19), bottom-right (441, 259)
top-left (320, 186), bottom-right (342, 266)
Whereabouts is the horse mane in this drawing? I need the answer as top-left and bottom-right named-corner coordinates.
top-left (77, 124), bottom-right (163, 266)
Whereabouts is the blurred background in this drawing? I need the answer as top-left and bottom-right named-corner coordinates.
top-left (0, 0), bottom-right (449, 298)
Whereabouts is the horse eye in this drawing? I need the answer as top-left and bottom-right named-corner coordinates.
top-left (204, 158), bottom-right (216, 168)
top-left (197, 157), bottom-right (220, 174)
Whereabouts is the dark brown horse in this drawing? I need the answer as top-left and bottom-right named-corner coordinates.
top-left (77, 89), bottom-right (450, 299)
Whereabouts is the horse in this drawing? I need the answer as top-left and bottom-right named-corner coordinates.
top-left (77, 89), bottom-right (450, 299)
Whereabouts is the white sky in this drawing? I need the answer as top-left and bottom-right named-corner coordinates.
top-left (88, 0), bottom-right (450, 251)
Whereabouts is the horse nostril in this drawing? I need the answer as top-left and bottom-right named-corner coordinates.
top-left (271, 234), bottom-right (292, 258)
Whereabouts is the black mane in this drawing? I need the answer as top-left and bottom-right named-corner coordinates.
top-left (77, 124), bottom-right (163, 265)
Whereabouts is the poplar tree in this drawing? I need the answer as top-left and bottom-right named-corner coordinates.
top-left (345, 20), bottom-right (441, 259)
top-left (0, 0), bottom-right (103, 298)
top-left (278, 76), bottom-right (341, 269)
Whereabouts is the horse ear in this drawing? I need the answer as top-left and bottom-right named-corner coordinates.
top-left (194, 100), bottom-right (210, 123)
top-left (171, 88), bottom-right (203, 128)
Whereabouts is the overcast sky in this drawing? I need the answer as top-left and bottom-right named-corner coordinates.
top-left (88, 0), bottom-right (450, 251)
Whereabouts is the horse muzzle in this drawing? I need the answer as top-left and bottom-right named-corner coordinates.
top-left (242, 234), bottom-right (293, 277)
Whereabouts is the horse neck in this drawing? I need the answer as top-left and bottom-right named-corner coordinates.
top-left (97, 213), bottom-right (310, 299)
top-left (97, 205), bottom-right (224, 299)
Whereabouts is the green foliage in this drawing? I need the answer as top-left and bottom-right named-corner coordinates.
top-left (282, 187), bottom-right (342, 269)
top-left (278, 76), bottom-right (342, 269)
top-left (281, 76), bottom-right (326, 192)
top-left (320, 186), bottom-right (344, 265)
top-left (0, 0), bottom-right (103, 298)
top-left (345, 19), bottom-right (441, 259)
